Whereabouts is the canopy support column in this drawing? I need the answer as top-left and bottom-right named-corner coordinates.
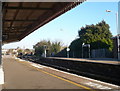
top-left (0, 1), bottom-right (4, 88)
top-left (0, 1), bottom-right (2, 67)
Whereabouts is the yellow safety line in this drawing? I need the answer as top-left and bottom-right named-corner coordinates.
top-left (15, 58), bottom-right (95, 91)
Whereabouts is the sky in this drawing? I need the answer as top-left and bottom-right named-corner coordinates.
top-left (2, 1), bottom-right (119, 49)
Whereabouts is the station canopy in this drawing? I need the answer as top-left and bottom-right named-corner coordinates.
top-left (2, 1), bottom-right (85, 43)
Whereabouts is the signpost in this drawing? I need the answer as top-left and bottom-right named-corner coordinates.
top-left (66, 47), bottom-right (70, 58)
top-left (82, 43), bottom-right (90, 58)
top-left (44, 45), bottom-right (47, 58)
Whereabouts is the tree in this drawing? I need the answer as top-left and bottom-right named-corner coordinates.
top-left (51, 41), bottom-right (62, 54)
top-left (24, 49), bottom-right (32, 54)
top-left (79, 20), bottom-right (113, 50)
top-left (17, 49), bottom-right (23, 54)
top-left (69, 38), bottom-right (82, 58)
top-left (33, 40), bottom-right (49, 57)
top-left (33, 40), bottom-right (63, 57)
top-left (69, 20), bottom-right (113, 58)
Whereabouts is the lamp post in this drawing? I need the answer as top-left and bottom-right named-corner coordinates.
top-left (106, 10), bottom-right (119, 59)
top-left (66, 47), bottom-right (70, 58)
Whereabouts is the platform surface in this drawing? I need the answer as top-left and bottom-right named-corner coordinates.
top-left (3, 56), bottom-right (82, 89)
top-left (48, 57), bottom-right (120, 65)
top-left (2, 55), bottom-right (119, 90)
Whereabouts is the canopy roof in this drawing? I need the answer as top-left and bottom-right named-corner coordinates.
top-left (2, 1), bottom-right (85, 43)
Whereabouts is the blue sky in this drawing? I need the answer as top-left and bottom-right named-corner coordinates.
top-left (2, 1), bottom-right (119, 49)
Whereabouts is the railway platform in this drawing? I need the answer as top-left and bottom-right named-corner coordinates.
top-left (1, 55), bottom-right (120, 90)
top-left (48, 57), bottom-right (120, 65)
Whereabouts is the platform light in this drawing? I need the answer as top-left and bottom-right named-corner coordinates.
top-left (106, 9), bottom-right (119, 59)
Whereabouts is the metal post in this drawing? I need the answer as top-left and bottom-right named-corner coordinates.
top-left (117, 1), bottom-right (120, 34)
top-left (0, 1), bottom-right (2, 67)
top-left (115, 12), bottom-right (119, 60)
top-left (117, 35), bottom-right (120, 60)
top-left (82, 45), bottom-right (83, 58)
top-left (82, 43), bottom-right (84, 58)
top-left (67, 51), bottom-right (69, 58)
top-left (106, 9), bottom-right (120, 59)
top-left (88, 44), bottom-right (90, 58)
top-left (66, 47), bottom-right (70, 58)
top-left (73, 51), bottom-right (74, 58)
top-left (44, 49), bottom-right (46, 58)
top-left (44, 45), bottom-right (47, 58)
top-left (118, 2), bottom-right (120, 60)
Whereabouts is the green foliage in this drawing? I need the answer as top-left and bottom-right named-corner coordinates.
top-left (17, 49), bottom-right (23, 54)
top-left (33, 40), bottom-right (63, 57)
top-left (69, 38), bottom-right (82, 57)
top-left (51, 41), bottom-right (62, 54)
top-left (34, 46), bottom-right (44, 57)
top-left (69, 20), bottom-right (113, 58)
top-left (23, 49), bottom-right (31, 54)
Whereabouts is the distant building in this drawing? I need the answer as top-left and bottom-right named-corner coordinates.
top-left (2, 49), bottom-right (8, 55)
top-left (112, 35), bottom-right (120, 59)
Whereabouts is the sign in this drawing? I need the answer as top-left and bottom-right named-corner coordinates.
top-left (66, 48), bottom-right (70, 51)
